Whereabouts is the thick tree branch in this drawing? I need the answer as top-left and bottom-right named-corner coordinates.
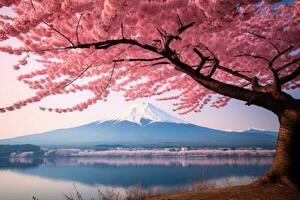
top-left (160, 48), bottom-right (266, 106)
top-left (193, 48), bottom-right (210, 73)
top-left (112, 55), bottom-right (170, 67)
top-left (193, 50), bottom-right (253, 82)
top-left (113, 56), bottom-right (165, 63)
top-left (268, 46), bottom-right (294, 90)
top-left (193, 44), bottom-right (221, 78)
top-left (207, 59), bottom-right (219, 78)
top-left (66, 38), bottom-right (160, 55)
top-left (26, 23), bottom-right (279, 111)
top-left (193, 48), bottom-right (207, 60)
top-left (33, 37), bottom-right (275, 110)
top-left (217, 65), bottom-right (252, 82)
top-left (173, 63), bottom-right (276, 111)
top-left (237, 45), bottom-right (294, 93)
top-left (139, 61), bottom-right (170, 67)
top-left (276, 57), bottom-right (300, 72)
top-left (178, 22), bottom-right (195, 34)
top-left (164, 22), bottom-right (195, 49)
top-left (279, 64), bottom-right (300, 85)
top-left (270, 45), bottom-right (294, 66)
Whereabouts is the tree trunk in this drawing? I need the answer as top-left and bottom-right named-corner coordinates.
top-left (256, 107), bottom-right (300, 189)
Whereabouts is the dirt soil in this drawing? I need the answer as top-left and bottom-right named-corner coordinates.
top-left (148, 183), bottom-right (300, 200)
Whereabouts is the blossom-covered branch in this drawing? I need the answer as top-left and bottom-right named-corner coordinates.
top-left (0, 0), bottom-right (299, 114)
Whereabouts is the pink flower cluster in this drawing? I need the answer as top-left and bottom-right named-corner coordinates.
top-left (0, 0), bottom-right (299, 113)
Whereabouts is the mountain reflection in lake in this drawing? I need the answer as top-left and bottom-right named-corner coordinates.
top-left (0, 156), bottom-right (273, 200)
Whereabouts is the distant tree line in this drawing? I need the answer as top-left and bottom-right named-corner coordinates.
top-left (0, 144), bottom-right (42, 157)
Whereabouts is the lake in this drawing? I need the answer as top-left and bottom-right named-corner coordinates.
top-left (0, 156), bottom-right (273, 200)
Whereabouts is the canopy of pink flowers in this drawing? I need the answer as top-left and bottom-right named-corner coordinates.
top-left (0, 0), bottom-right (299, 114)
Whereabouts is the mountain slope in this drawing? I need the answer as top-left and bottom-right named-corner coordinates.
top-left (0, 103), bottom-right (277, 148)
top-left (106, 102), bottom-right (187, 125)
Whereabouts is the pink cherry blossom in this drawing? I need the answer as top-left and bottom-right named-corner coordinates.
top-left (0, 0), bottom-right (298, 114)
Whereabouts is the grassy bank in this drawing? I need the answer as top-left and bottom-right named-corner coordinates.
top-left (149, 183), bottom-right (300, 200)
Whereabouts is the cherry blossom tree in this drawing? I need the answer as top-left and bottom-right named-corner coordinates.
top-left (0, 0), bottom-right (299, 187)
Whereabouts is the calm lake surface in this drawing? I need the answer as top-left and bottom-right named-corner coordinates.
top-left (0, 156), bottom-right (273, 200)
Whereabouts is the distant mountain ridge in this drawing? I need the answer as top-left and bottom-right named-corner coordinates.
top-left (0, 103), bottom-right (277, 148)
top-left (243, 128), bottom-right (278, 136)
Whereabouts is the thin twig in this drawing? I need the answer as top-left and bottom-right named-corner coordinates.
top-left (246, 32), bottom-right (280, 53)
top-left (96, 62), bottom-right (116, 96)
top-left (75, 13), bottom-right (84, 45)
top-left (121, 23), bottom-right (124, 38)
top-left (43, 22), bottom-right (75, 46)
top-left (62, 63), bottom-right (94, 89)
top-left (235, 53), bottom-right (270, 62)
top-left (30, 0), bottom-right (36, 11)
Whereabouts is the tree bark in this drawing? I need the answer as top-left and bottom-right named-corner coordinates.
top-left (256, 106), bottom-right (300, 189)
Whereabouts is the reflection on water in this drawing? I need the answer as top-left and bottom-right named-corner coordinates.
top-left (0, 157), bottom-right (42, 168)
top-left (43, 156), bottom-right (274, 166)
top-left (0, 156), bottom-right (273, 200)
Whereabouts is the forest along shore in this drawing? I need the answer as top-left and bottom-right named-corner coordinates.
top-left (0, 144), bottom-right (275, 158)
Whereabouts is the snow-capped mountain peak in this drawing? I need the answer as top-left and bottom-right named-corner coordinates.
top-left (108, 102), bottom-right (187, 125)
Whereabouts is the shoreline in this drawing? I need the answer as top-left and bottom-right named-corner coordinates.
top-left (9, 148), bottom-right (276, 158)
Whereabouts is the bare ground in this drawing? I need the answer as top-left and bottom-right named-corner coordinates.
top-left (147, 183), bottom-right (300, 200)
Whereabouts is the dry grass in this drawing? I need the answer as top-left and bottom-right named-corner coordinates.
top-left (32, 179), bottom-right (300, 200)
top-left (32, 182), bottom-right (214, 200)
top-left (32, 184), bottom-right (163, 200)
top-left (148, 182), bottom-right (300, 200)
top-left (31, 176), bottom-right (234, 200)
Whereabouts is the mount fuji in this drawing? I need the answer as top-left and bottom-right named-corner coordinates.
top-left (0, 103), bottom-right (277, 148)
top-left (108, 102), bottom-right (187, 125)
